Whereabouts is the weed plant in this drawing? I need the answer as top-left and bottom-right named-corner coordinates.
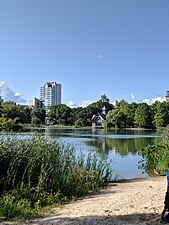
top-left (0, 134), bottom-right (113, 218)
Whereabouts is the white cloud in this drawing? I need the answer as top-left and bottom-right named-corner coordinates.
top-left (14, 92), bottom-right (22, 97)
top-left (97, 54), bottom-right (104, 58)
top-left (80, 100), bottom-right (93, 108)
top-left (131, 93), bottom-right (135, 99)
top-left (67, 101), bottom-right (78, 108)
top-left (67, 100), bottom-right (93, 108)
top-left (142, 97), bottom-right (165, 105)
top-left (0, 81), bottom-right (26, 103)
top-left (0, 81), bottom-right (5, 86)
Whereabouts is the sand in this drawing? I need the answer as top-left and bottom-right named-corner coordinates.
top-left (0, 176), bottom-right (168, 225)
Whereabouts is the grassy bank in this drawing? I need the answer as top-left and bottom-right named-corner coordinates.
top-left (0, 134), bottom-right (113, 219)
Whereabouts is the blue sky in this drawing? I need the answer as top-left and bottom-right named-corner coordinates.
top-left (0, 0), bottom-right (169, 107)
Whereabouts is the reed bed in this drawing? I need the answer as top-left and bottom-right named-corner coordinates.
top-left (0, 134), bottom-right (113, 218)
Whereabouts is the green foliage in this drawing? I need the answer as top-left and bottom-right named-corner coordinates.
top-left (134, 103), bottom-right (152, 128)
top-left (100, 94), bottom-right (109, 103)
top-left (0, 134), bottom-right (113, 218)
top-left (0, 117), bottom-right (22, 131)
top-left (0, 102), bottom-right (31, 131)
top-left (31, 108), bottom-right (46, 125)
top-left (71, 107), bottom-right (87, 126)
top-left (48, 104), bottom-right (72, 125)
top-left (107, 109), bottom-right (128, 128)
top-left (1, 98), bottom-right (169, 130)
top-left (0, 194), bottom-right (32, 218)
top-left (2, 102), bottom-right (31, 124)
top-left (75, 118), bottom-right (83, 127)
top-left (152, 101), bottom-right (169, 128)
top-left (139, 142), bottom-right (169, 174)
top-left (107, 101), bottom-right (169, 129)
top-left (107, 100), bottom-right (137, 128)
top-left (139, 126), bottom-right (169, 174)
top-left (31, 116), bottom-right (41, 126)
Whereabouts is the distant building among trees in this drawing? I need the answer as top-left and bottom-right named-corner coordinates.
top-left (40, 82), bottom-right (61, 113)
top-left (92, 106), bottom-right (107, 128)
top-left (29, 98), bottom-right (43, 110)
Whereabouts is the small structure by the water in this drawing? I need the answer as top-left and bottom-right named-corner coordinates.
top-left (92, 106), bottom-right (106, 129)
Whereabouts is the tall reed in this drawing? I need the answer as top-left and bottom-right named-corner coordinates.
top-left (0, 133), bottom-right (113, 217)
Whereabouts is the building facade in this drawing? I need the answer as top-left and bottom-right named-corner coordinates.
top-left (166, 91), bottom-right (169, 102)
top-left (40, 82), bottom-right (61, 113)
top-left (29, 97), bottom-right (43, 110)
top-left (91, 107), bottom-right (107, 129)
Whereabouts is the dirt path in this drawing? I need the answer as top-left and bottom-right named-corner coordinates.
top-left (1, 176), bottom-right (167, 225)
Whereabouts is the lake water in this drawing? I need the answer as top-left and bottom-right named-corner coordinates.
top-left (21, 127), bottom-right (161, 180)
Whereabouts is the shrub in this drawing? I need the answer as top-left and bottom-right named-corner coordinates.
top-left (0, 194), bottom-right (32, 218)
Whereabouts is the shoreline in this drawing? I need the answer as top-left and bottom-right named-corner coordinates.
top-left (1, 176), bottom-right (165, 225)
top-left (32, 175), bottom-right (167, 225)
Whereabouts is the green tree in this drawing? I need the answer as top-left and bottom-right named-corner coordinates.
top-left (107, 109), bottom-right (127, 128)
top-left (152, 101), bottom-right (169, 128)
top-left (134, 103), bottom-right (152, 128)
top-left (0, 103), bottom-right (3, 117)
top-left (0, 117), bottom-right (22, 131)
top-left (153, 102), bottom-right (166, 128)
top-left (1, 102), bottom-right (31, 125)
top-left (31, 116), bottom-right (41, 126)
top-left (21, 108), bottom-right (31, 124)
top-left (75, 118), bottom-right (83, 128)
top-left (48, 104), bottom-right (72, 125)
top-left (71, 107), bottom-right (87, 126)
top-left (117, 99), bottom-right (129, 115)
top-left (31, 108), bottom-right (46, 124)
top-left (100, 94), bottom-right (109, 103)
top-left (112, 100), bottom-right (136, 128)
top-left (129, 102), bottom-right (138, 124)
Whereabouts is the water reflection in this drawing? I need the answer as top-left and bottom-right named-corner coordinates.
top-left (85, 135), bottom-right (159, 156)
top-left (23, 127), bottom-right (161, 179)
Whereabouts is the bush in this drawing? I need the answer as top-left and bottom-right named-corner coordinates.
top-left (0, 194), bottom-right (32, 218)
top-left (139, 126), bottom-right (169, 174)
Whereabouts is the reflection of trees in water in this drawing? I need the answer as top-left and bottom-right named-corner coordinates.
top-left (44, 128), bottom-right (161, 157)
top-left (85, 138), bottom-right (108, 154)
top-left (106, 129), bottom-right (157, 135)
top-left (85, 137), bottom-right (160, 157)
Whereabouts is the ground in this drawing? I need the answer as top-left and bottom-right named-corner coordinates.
top-left (0, 176), bottom-right (167, 225)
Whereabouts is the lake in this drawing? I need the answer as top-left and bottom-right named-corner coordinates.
top-left (21, 127), bottom-right (161, 180)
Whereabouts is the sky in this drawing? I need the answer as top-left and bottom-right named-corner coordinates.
top-left (0, 0), bottom-right (169, 107)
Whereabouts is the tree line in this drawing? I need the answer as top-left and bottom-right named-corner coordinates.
top-left (107, 100), bottom-right (169, 129)
top-left (0, 95), bottom-right (169, 130)
top-left (48, 98), bottom-right (169, 129)
top-left (0, 102), bottom-right (46, 130)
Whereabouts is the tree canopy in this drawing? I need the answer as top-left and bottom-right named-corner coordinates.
top-left (1, 97), bottom-right (169, 130)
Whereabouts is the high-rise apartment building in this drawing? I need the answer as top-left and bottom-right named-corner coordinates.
top-left (40, 82), bottom-right (61, 113)
top-left (166, 91), bottom-right (169, 102)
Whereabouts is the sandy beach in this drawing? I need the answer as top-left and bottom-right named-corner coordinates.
top-left (1, 176), bottom-right (168, 225)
